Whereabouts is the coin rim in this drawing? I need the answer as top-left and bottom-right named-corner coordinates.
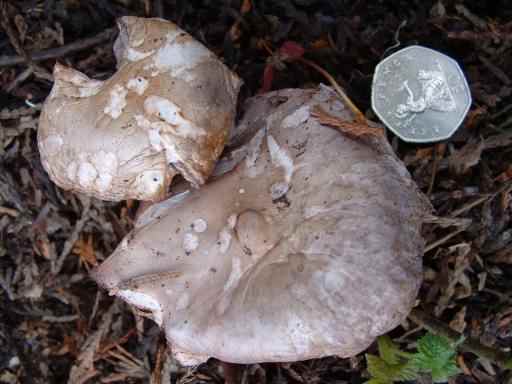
top-left (371, 45), bottom-right (472, 143)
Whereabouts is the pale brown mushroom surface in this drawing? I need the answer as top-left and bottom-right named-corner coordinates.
top-left (38, 16), bottom-right (241, 201)
top-left (92, 86), bottom-right (430, 365)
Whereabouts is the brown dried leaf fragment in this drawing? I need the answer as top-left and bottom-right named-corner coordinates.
top-left (73, 234), bottom-right (98, 269)
top-left (448, 139), bottom-right (485, 175)
top-left (311, 106), bottom-right (385, 138)
top-left (68, 304), bottom-right (116, 384)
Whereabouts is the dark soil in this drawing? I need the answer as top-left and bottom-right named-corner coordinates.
top-left (1, 1), bottom-right (512, 383)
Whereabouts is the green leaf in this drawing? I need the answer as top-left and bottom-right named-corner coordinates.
top-left (366, 354), bottom-right (395, 383)
top-left (416, 333), bottom-right (456, 363)
top-left (393, 360), bottom-right (419, 381)
top-left (504, 358), bottom-right (512, 370)
top-left (431, 359), bottom-right (461, 383)
top-left (365, 379), bottom-right (389, 384)
top-left (366, 354), bottom-right (418, 383)
top-left (377, 336), bottom-right (402, 365)
top-left (412, 333), bottom-right (461, 383)
top-left (366, 333), bottom-right (461, 383)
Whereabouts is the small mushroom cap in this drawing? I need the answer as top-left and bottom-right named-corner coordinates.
top-left (38, 16), bottom-right (241, 201)
top-left (92, 86), bottom-right (430, 365)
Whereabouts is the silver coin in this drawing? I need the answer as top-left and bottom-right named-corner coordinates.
top-left (371, 45), bottom-right (472, 143)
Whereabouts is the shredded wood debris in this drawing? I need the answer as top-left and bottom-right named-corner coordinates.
top-left (0, 1), bottom-right (511, 383)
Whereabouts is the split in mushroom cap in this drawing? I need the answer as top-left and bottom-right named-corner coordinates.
top-left (38, 16), bottom-right (242, 201)
top-left (91, 86), bottom-right (430, 365)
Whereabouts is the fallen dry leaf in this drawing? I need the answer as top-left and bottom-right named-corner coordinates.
top-left (229, 0), bottom-right (252, 41)
top-left (404, 147), bottom-right (435, 165)
top-left (449, 306), bottom-right (467, 333)
top-left (448, 139), bottom-right (485, 175)
top-left (495, 165), bottom-right (512, 182)
top-left (67, 304), bottom-right (116, 384)
top-left (311, 106), bottom-right (385, 138)
top-left (310, 37), bottom-right (330, 50)
top-left (464, 106), bottom-right (487, 131)
top-left (73, 234), bottom-right (98, 269)
top-left (435, 243), bottom-right (472, 316)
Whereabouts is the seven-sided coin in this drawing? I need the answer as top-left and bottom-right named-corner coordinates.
top-left (371, 45), bottom-right (472, 143)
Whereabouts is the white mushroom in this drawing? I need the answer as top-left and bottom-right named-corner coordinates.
top-left (38, 16), bottom-right (241, 201)
top-left (92, 86), bottom-right (430, 365)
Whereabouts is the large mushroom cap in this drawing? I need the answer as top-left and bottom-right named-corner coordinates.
top-left (38, 16), bottom-right (241, 201)
top-left (92, 86), bottom-right (430, 365)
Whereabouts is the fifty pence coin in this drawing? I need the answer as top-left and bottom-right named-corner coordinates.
top-left (371, 45), bottom-right (472, 143)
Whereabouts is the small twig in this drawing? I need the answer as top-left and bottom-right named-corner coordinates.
top-left (96, 329), bottom-right (136, 358)
top-left (159, 351), bottom-right (173, 384)
top-left (88, 290), bottom-right (102, 328)
top-left (259, 40), bottom-right (367, 124)
top-left (6, 66), bottom-right (33, 92)
top-left (455, 4), bottom-right (489, 31)
top-left (495, 115), bottom-right (512, 131)
top-left (424, 226), bottom-right (468, 253)
top-left (482, 288), bottom-right (512, 304)
top-left (0, 270), bottom-right (15, 300)
top-left (0, 206), bottom-right (19, 217)
top-left (1, 4), bottom-right (53, 81)
top-left (110, 344), bottom-right (146, 369)
top-left (422, 214), bottom-right (472, 228)
top-left (150, 337), bottom-right (167, 384)
top-left (0, 105), bottom-right (40, 119)
top-left (396, 324), bottom-right (424, 342)
top-left (478, 55), bottom-right (511, 85)
top-left (297, 57), bottom-right (367, 124)
top-left (68, 303), bottom-right (117, 384)
top-left (381, 19), bottom-right (407, 59)
top-left (449, 195), bottom-right (493, 218)
top-left (52, 198), bottom-right (91, 275)
top-left (490, 104), bottom-right (512, 121)
top-left (409, 308), bottom-right (512, 369)
top-left (449, 181), bottom-right (512, 218)
top-left (427, 144), bottom-right (444, 196)
top-left (0, 27), bottom-right (116, 67)
top-left (42, 314), bottom-right (79, 323)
